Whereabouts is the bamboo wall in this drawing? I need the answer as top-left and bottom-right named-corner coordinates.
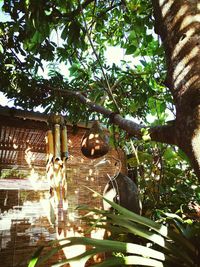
top-left (0, 126), bottom-right (126, 267)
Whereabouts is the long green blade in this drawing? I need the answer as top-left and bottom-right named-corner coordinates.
top-left (85, 187), bottom-right (195, 254)
top-left (90, 255), bottom-right (164, 267)
top-left (103, 214), bottom-right (193, 264)
top-left (28, 246), bottom-right (44, 267)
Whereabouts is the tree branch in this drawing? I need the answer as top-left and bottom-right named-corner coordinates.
top-left (53, 87), bottom-right (177, 145)
top-left (79, 1), bottom-right (120, 113)
top-left (68, 0), bottom-right (123, 18)
top-left (67, 0), bottom-right (95, 17)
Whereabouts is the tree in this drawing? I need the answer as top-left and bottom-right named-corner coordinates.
top-left (0, 0), bottom-right (200, 182)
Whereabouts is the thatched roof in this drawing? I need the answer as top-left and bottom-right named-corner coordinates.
top-left (0, 106), bottom-right (89, 170)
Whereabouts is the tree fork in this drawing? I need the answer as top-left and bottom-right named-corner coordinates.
top-left (152, 0), bottom-right (200, 179)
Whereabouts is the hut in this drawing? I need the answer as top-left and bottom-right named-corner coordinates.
top-left (0, 105), bottom-right (127, 267)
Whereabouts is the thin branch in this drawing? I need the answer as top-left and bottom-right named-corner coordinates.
top-left (65, 0), bottom-right (95, 17)
top-left (110, 78), bottom-right (123, 92)
top-left (99, 2), bottom-right (122, 14)
top-left (79, 1), bottom-right (120, 113)
top-left (88, 0), bottom-right (96, 36)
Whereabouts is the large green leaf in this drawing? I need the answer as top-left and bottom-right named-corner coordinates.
top-left (28, 199), bottom-right (196, 267)
top-left (81, 256), bottom-right (164, 267)
top-left (99, 191), bottom-right (195, 254)
top-left (28, 246), bottom-right (45, 267)
top-left (28, 237), bottom-right (170, 267)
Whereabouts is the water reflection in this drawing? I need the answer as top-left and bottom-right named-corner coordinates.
top-left (0, 154), bottom-right (123, 266)
top-left (0, 187), bottom-right (57, 267)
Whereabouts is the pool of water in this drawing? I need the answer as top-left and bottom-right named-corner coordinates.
top-left (0, 179), bottom-right (58, 267)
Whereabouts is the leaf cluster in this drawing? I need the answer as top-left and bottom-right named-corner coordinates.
top-left (0, 0), bottom-right (171, 127)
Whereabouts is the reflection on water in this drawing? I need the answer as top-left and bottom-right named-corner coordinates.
top-left (0, 156), bottom-right (121, 267)
top-left (0, 186), bottom-right (58, 267)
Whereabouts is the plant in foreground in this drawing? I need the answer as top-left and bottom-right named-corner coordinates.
top-left (28, 194), bottom-right (199, 267)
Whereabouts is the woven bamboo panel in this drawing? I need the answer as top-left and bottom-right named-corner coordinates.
top-left (0, 106), bottom-right (127, 266)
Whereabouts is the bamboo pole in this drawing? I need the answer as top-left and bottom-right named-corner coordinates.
top-left (61, 125), bottom-right (68, 159)
top-left (54, 124), bottom-right (61, 160)
top-left (47, 130), bottom-right (54, 158)
top-left (46, 115), bottom-right (69, 237)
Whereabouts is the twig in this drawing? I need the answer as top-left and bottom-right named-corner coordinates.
top-left (78, 0), bottom-right (120, 113)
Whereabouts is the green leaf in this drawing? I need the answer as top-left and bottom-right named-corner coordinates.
top-left (177, 149), bottom-right (189, 162)
top-left (125, 45), bottom-right (137, 55)
top-left (86, 255), bottom-right (164, 267)
top-left (32, 31), bottom-right (42, 44)
top-left (27, 236), bottom-right (177, 267)
top-left (141, 128), bottom-right (151, 141)
top-left (61, 24), bottom-right (69, 40)
top-left (64, 237), bottom-right (166, 260)
top-left (0, 43), bottom-right (3, 53)
top-left (28, 246), bottom-right (44, 267)
top-left (163, 147), bottom-right (176, 161)
top-left (86, 189), bottom-right (196, 255)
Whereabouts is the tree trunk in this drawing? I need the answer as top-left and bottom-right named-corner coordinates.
top-left (152, 0), bottom-right (200, 179)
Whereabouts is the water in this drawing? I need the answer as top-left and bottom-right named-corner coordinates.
top-left (0, 180), bottom-right (57, 267)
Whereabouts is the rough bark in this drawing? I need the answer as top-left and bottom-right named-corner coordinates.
top-left (152, 0), bottom-right (200, 178)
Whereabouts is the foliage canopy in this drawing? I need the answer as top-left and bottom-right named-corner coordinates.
top-left (0, 0), bottom-right (171, 125)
